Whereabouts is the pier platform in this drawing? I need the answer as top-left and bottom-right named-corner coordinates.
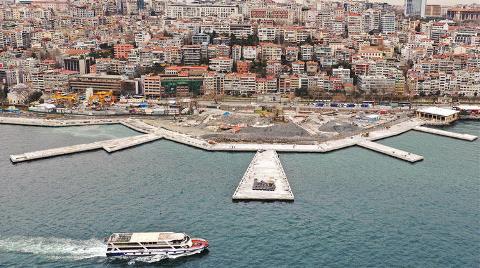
top-left (120, 120), bottom-right (157, 134)
top-left (232, 150), bottom-right (294, 201)
top-left (102, 134), bottom-right (162, 153)
top-left (10, 141), bottom-right (106, 163)
top-left (357, 140), bottom-right (424, 163)
top-left (0, 116), bottom-right (120, 127)
top-left (157, 128), bottom-right (211, 150)
top-left (10, 134), bottom-right (162, 163)
top-left (413, 126), bottom-right (477, 141)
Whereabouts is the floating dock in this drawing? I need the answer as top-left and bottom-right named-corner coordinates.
top-left (232, 150), bottom-right (294, 201)
top-left (357, 140), bottom-right (424, 163)
top-left (413, 126), bottom-right (478, 141)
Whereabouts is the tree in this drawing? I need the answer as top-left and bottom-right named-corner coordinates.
top-left (295, 87), bottom-right (308, 97)
top-left (246, 34), bottom-right (259, 46)
top-left (209, 31), bottom-right (218, 44)
top-left (230, 33), bottom-right (237, 46)
top-left (163, 30), bottom-right (173, 38)
top-left (0, 83), bottom-right (7, 100)
top-left (200, 57), bottom-right (209, 65)
top-left (415, 23), bottom-right (421, 33)
top-left (250, 59), bottom-right (267, 77)
top-left (27, 91), bottom-right (43, 104)
top-left (301, 36), bottom-right (314, 45)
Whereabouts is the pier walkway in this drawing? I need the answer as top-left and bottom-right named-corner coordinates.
top-left (0, 116), bottom-right (120, 127)
top-left (5, 117), bottom-right (476, 165)
top-left (121, 119), bottom-right (158, 134)
top-left (102, 134), bottom-right (162, 153)
top-left (10, 134), bottom-right (162, 163)
top-left (413, 126), bottom-right (478, 141)
top-left (357, 140), bottom-right (424, 163)
top-left (232, 150), bottom-right (294, 201)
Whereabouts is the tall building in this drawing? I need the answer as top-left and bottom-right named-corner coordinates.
top-left (425, 5), bottom-right (442, 18)
top-left (381, 13), bottom-right (396, 34)
top-left (404, 0), bottom-right (426, 18)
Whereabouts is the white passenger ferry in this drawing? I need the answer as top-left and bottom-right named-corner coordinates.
top-left (104, 232), bottom-right (209, 257)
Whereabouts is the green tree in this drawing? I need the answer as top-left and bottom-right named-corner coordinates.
top-left (250, 59), bottom-right (267, 77)
top-left (415, 23), bottom-right (421, 32)
top-left (209, 31), bottom-right (218, 44)
top-left (295, 87), bottom-right (308, 97)
top-left (0, 83), bottom-right (7, 100)
top-left (27, 91), bottom-right (43, 104)
top-left (246, 34), bottom-right (259, 46)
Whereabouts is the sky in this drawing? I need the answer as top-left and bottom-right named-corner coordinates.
top-left (369, 0), bottom-right (480, 6)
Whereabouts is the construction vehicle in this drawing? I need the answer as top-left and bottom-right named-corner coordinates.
top-left (272, 106), bottom-right (285, 122)
top-left (51, 92), bottom-right (78, 107)
top-left (88, 91), bottom-right (115, 109)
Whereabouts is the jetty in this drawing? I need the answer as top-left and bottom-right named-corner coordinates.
top-left (102, 134), bottom-right (162, 153)
top-left (3, 117), bottom-right (477, 165)
top-left (413, 126), bottom-right (478, 141)
top-left (232, 150), bottom-right (294, 201)
top-left (10, 134), bottom-right (162, 163)
top-left (0, 116), bottom-right (120, 127)
top-left (357, 140), bottom-right (424, 163)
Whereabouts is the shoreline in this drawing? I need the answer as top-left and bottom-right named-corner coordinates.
top-left (1, 115), bottom-right (477, 164)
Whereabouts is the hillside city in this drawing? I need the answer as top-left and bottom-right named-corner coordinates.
top-left (0, 0), bottom-right (479, 111)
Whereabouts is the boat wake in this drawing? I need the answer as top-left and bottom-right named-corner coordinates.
top-left (0, 236), bottom-right (106, 260)
top-left (111, 249), bottom-right (205, 265)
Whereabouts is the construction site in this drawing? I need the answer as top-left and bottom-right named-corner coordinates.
top-left (143, 104), bottom-right (411, 144)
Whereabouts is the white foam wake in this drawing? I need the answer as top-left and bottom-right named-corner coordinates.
top-left (118, 249), bottom-right (204, 265)
top-left (0, 236), bottom-right (106, 260)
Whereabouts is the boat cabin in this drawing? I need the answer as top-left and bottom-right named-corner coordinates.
top-left (105, 232), bottom-right (192, 252)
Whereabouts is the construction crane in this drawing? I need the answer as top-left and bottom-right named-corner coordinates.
top-left (88, 91), bottom-right (115, 109)
top-left (52, 92), bottom-right (78, 107)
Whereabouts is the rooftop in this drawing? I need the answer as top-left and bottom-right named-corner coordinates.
top-left (108, 232), bottom-right (185, 243)
top-left (417, 107), bottom-right (459, 117)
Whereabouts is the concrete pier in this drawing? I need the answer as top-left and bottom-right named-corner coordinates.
top-left (232, 150), bottom-right (294, 201)
top-left (157, 128), bottom-right (212, 150)
top-left (102, 134), bottom-right (162, 153)
top-left (367, 119), bottom-right (423, 141)
top-left (10, 134), bottom-right (162, 163)
top-left (0, 116), bottom-right (120, 127)
top-left (357, 140), bottom-right (424, 163)
top-left (10, 141), bottom-right (106, 163)
top-left (413, 126), bottom-right (478, 141)
top-left (5, 117), bottom-right (474, 164)
top-left (120, 119), bottom-right (157, 134)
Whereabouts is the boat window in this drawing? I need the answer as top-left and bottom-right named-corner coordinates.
top-left (117, 247), bottom-right (145, 250)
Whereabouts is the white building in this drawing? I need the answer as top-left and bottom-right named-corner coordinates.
top-left (209, 57), bottom-right (233, 73)
top-left (165, 4), bottom-right (239, 19)
top-left (381, 13), bottom-right (396, 34)
top-left (242, 46), bottom-right (257, 60)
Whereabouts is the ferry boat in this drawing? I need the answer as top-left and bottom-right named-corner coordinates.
top-left (104, 232), bottom-right (208, 257)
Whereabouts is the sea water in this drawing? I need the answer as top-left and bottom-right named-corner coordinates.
top-left (0, 122), bottom-right (478, 267)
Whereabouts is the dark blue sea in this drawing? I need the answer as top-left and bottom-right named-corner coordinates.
top-left (0, 122), bottom-right (478, 267)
